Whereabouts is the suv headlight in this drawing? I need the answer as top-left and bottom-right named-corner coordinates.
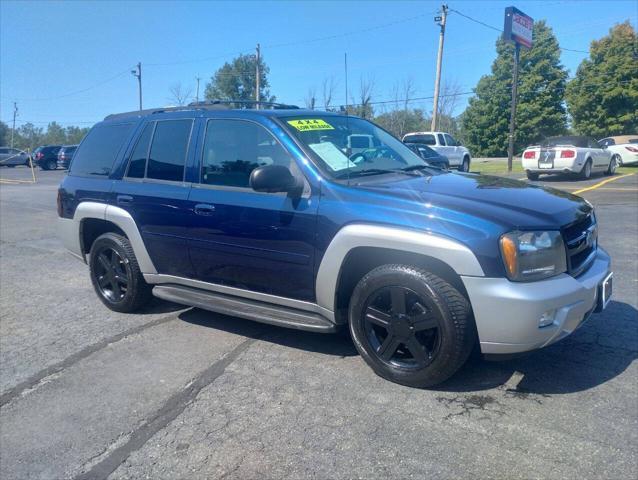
top-left (500, 231), bottom-right (567, 281)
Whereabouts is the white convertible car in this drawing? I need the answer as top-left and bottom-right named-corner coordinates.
top-left (598, 135), bottom-right (638, 166)
top-left (522, 135), bottom-right (616, 181)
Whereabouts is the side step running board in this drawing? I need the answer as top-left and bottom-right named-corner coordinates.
top-left (152, 284), bottom-right (337, 333)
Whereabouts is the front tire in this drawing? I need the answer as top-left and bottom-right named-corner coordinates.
top-left (458, 156), bottom-right (470, 172)
top-left (89, 232), bottom-right (152, 313)
top-left (606, 155), bottom-right (619, 175)
top-left (348, 264), bottom-right (475, 388)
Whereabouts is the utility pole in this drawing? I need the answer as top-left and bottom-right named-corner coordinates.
top-left (195, 76), bottom-right (201, 103)
top-left (11, 102), bottom-right (17, 148)
top-left (344, 52), bottom-right (349, 115)
top-left (430, 4), bottom-right (448, 132)
top-left (255, 43), bottom-right (261, 108)
top-left (507, 44), bottom-right (520, 172)
top-left (131, 62), bottom-right (142, 111)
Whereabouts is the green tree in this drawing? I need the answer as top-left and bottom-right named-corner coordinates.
top-left (0, 121), bottom-right (9, 146)
top-left (461, 21), bottom-right (568, 156)
top-left (566, 21), bottom-right (638, 137)
top-left (15, 123), bottom-right (44, 151)
top-left (65, 126), bottom-right (90, 145)
top-left (42, 122), bottom-right (67, 145)
top-left (374, 109), bottom-right (429, 139)
top-left (204, 54), bottom-right (274, 104)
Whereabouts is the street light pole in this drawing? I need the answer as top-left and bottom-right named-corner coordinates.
top-left (255, 43), bottom-right (261, 108)
top-left (131, 62), bottom-right (142, 111)
top-left (11, 102), bottom-right (17, 148)
top-left (431, 4), bottom-right (448, 132)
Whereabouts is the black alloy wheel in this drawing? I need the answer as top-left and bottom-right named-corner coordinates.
top-left (94, 247), bottom-right (129, 302)
top-left (89, 232), bottom-right (152, 312)
top-left (363, 286), bottom-right (441, 369)
top-left (349, 265), bottom-right (475, 388)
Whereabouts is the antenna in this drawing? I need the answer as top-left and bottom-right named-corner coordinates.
top-left (344, 52), bottom-right (351, 186)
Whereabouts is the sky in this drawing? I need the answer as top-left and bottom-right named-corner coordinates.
top-left (1, 0), bottom-right (636, 129)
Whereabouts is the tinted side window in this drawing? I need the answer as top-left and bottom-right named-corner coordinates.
top-left (201, 119), bottom-right (293, 188)
top-left (70, 123), bottom-right (135, 176)
top-left (437, 134), bottom-right (446, 146)
top-left (0, 148), bottom-right (8, 154)
top-left (126, 123), bottom-right (154, 178)
top-left (146, 119), bottom-right (193, 182)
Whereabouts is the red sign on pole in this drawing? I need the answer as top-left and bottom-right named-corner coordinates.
top-left (504, 6), bottom-right (533, 49)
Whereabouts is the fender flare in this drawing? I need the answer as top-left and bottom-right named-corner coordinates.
top-left (315, 224), bottom-right (484, 312)
top-left (73, 202), bottom-right (157, 274)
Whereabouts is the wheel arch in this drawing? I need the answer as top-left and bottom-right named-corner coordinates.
top-left (315, 224), bottom-right (484, 323)
top-left (71, 201), bottom-right (157, 274)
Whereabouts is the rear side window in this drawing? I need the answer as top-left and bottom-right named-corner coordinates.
top-left (146, 120), bottom-right (193, 181)
top-left (70, 123), bottom-right (134, 176)
top-left (126, 123), bottom-right (154, 178)
top-left (405, 134), bottom-right (435, 145)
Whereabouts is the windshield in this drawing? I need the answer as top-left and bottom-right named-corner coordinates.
top-left (282, 115), bottom-right (428, 179)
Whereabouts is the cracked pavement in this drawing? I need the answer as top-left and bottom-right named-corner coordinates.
top-left (1, 168), bottom-right (637, 479)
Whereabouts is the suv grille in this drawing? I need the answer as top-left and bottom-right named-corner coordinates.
top-left (562, 213), bottom-right (597, 277)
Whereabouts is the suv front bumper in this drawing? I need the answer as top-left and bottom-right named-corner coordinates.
top-left (461, 248), bottom-right (611, 355)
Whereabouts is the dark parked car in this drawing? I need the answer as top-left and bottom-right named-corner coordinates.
top-left (404, 142), bottom-right (450, 169)
top-left (33, 145), bottom-right (62, 170)
top-left (57, 145), bottom-right (78, 170)
top-left (57, 102), bottom-right (612, 388)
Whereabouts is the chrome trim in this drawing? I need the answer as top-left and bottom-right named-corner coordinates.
top-left (143, 273), bottom-right (336, 322)
top-left (315, 224), bottom-right (485, 313)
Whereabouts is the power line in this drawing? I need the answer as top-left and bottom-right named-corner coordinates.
top-left (448, 7), bottom-right (590, 54)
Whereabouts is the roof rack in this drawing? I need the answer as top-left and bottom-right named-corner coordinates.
top-left (104, 100), bottom-right (300, 121)
top-left (188, 100), bottom-right (300, 109)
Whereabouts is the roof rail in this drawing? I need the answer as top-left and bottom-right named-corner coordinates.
top-left (188, 100), bottom-right (300, 110)
top-left (104, 100), bottom-right (300, 121)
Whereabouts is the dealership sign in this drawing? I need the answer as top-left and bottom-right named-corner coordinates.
top-left (504, 6), bottom-right (533, 49)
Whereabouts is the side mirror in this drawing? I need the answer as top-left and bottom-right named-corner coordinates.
top-left (249, 164), bottom-right (299, 193)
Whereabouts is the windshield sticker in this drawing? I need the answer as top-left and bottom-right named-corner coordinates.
top-left (287, 119), bottom-right (334, 131)
top-left (308, 142), bottom-right (355, 171)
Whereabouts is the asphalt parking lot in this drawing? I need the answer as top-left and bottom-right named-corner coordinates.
top-left (1, 166), bottom-right (637, 479)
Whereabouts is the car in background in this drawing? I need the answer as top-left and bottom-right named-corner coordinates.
top-left (57, 145), bottom-right (78, 170)
top-left (33, 145), bottom-right (62, 170)
top-left (401, 131), bottom-right (471, 172)
top-left (0, 147), bottom-right (30, 167)
top-left (522, 136), bottom-right (615, 180)
top-left (598, 135), bottom-right (638, 166)
top-left (404, 142), bottom-right (449, 169)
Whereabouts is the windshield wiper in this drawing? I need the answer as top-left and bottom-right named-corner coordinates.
top-left (402, 163), bottom-right (440, 172)
top-left (335, 168), bottom-right (421, 179)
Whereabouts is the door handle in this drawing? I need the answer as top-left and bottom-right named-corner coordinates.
top-left (117, 195), bottom-right (133, 206)
top-left (194, 203), bottom-right (216, 216)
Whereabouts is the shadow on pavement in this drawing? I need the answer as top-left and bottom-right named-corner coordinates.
top-left (437, 300), bottom-right (638, 394)
top-left (176, 300), bottom-right (637, 394)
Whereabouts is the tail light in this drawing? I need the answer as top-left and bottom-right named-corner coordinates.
top-left (57, 190), bottom-right (63, 217)
top-left (625, 146), bottom-right (638, 153)
top-left (561, 150), bottom-right (576, 158)
top-left (523, 151), bottom-right (536, 159)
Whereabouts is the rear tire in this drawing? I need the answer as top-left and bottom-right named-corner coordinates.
top-left (580, 159), bottom-right (592, 180)
top-left (348, 264), bottom-right (475, 388)
top-left (46, 159), bottom-right (57, 170)
top-left (526, 171), bottom-right (539, 181)
top-left (89, 232), bottom-right (152, 313)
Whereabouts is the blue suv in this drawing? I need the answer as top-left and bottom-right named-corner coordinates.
top-left (57, 102), bottom-right (613, 387)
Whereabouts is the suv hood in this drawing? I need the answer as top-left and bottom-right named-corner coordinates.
top-left (356, 171), bottom-right (591, 230)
